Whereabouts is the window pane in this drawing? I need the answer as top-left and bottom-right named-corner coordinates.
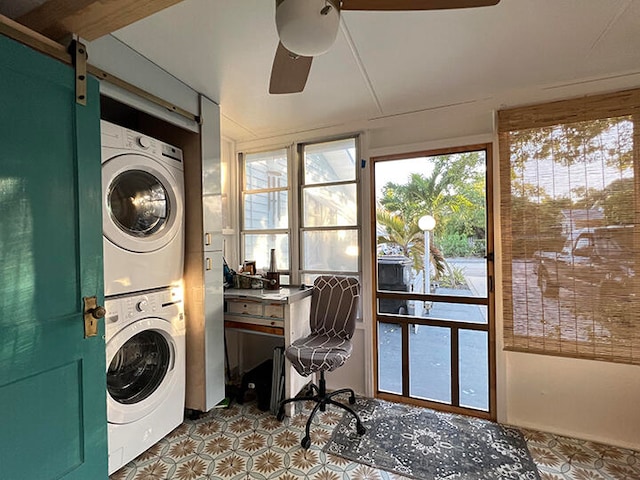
top-left (303, 184), bottom-right (357, 227)
top-left (243, 191), bottom-right (288, 230)
top-left (243, 234), bottom-right (289, 271)
top-left (409, 325), bottom-right (451, 403)
top-left (375, 152), bottom-right (488, 299)
top-left (378, 322), bottom-right (402, 395)
top-left (244, 149), bottom-right (288, 190)
top-left (304, 138), bottom-right (356, 185)
top-left (302, 230), bottom-right (358, 271)
top-left (459, 329), bottom-right (489, 411)
top-left (377, 299), bottom-right (487, 324)
top-left (422, 302), bottom-right (487, 324)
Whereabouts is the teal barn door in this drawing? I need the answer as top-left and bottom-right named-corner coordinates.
top-left (0, 35), bottom-right (107, 479)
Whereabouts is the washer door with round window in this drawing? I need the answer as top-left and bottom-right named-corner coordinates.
top-left (102, 153), bottom-right (183, 254)
top-left (106, 318), bottom-right (181, 425)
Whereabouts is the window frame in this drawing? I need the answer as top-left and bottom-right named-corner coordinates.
top-left (297, 136), bottom-right (362, 284)
top-left (239, 147), bottom-right (292, 276)
top-left (238, 135), bottom-right (362, 287)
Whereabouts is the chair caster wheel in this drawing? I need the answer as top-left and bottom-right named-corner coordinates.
top-left (356, 423), bottom-right (366, 435)
top-left (276, 409), bottom-right (285, 422)
top-left (349, 395), bottom-right (356, 405)
top-left (301, 436), bottom-right (311, 449)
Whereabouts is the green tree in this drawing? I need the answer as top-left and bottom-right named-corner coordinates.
top-left (376, 209), bottom-right (445, 277)
top-left (508, 118), bottom-right (633, 172)
top-left (379, 152), bottom-right (485, 240)
top-left (602, 177), bottom-right (634, 225)
top-left (506, 117), bottom-right (635, 254)
top-left (376, 152), bottom-right (486, 279)
top-left (570, 186), bottom-right (606, 210)
top-left (443, 173), bottom-right (486, 241)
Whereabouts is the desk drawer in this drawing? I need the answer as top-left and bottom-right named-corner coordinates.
top-left (227, 300), bottom-right (262, 316)
top-left (264, 304), bottom-right (284, 319)
top-left (225, 314), bottom-right (284, 329)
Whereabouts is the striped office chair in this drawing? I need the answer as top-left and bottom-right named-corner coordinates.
top-left (276, 275), bottom-right (366, 449)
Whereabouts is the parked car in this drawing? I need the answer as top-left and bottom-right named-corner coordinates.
top-left (534, 226), bottom-right (636, 307)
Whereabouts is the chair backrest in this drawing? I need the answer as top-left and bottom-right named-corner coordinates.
top-left (309, 276), bottom-right (360, 340)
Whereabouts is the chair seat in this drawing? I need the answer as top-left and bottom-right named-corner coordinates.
top-left (286, 334), bottom-right (353, 376)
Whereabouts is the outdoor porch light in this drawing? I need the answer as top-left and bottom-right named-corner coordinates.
top-left (419, 215), bottom-right (436, 296)
top-left (418, 214), bottom-right (436, 232)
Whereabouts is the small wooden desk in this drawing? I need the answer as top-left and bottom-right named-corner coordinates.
top-left (224, 287), bottom-right (313, 412)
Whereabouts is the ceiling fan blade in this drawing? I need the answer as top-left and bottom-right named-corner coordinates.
top-left (340, 0), bottom-right (500, 10)
top-left (269, 42), bottom-right (314, 94)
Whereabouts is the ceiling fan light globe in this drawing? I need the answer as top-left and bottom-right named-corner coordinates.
top-left (276, 0), bottom-right (340, 57)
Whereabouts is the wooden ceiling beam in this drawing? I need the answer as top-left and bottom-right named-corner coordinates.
top-left (340, 0), bottom-right (500, 11)
top-left (17, 0), bottom-right (185, 41)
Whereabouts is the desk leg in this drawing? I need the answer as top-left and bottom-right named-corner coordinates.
top-left (237, 332), bottom-right (245, 380)
top-left (283, 296), bottom-right (312, 417)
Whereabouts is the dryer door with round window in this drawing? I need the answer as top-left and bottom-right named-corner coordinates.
top-left (102, 154), bottom-right (183, 254)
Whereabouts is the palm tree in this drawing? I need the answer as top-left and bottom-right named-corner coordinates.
top-left (376, 209), bottom-right (445, 278)
top-left (376, 152), bottom-right (485, 285)
top-left (379, 154), bottom-right (478, 232)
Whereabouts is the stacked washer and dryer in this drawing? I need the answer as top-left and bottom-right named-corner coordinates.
top-left (101, 121), bottom-right (187, 474)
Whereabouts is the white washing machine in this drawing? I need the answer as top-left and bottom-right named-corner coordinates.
top-left (105, 287), bottom-right (186, 475)
top-left (101, 120), bottom-right (185, 297)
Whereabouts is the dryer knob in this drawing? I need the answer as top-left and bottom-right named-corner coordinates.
top-left (136, 299), bottom-right (148, 312)
top-left (137, 136), bottom-right (151, 149)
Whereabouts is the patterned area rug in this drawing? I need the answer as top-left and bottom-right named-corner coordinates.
top-left (324, 398), bottom-right (540, 480)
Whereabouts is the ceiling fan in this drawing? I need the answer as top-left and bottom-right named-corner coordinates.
top-left (269, 0), bottom-right (500, 94)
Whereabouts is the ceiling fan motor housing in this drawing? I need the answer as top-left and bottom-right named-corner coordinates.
top-left (276, 0), bottom-right (340, 57)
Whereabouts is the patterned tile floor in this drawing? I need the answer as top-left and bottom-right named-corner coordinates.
top-left (110, 398), bottom-right (640, 480)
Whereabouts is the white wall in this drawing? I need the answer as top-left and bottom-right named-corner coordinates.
top-left (231, 74), bottom-right (640, 450)
top-left (503, 352), bottom-right (640, 450)
top-left (325, 327), bottom-right (367, 395)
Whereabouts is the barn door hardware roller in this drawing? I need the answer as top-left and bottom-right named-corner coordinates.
top-left (69, 38), bottom-right (87, 105)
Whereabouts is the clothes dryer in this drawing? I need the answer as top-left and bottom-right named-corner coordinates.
top-left (101, 120), bottom-right (184, 296)
top-left (105, 287), bottom-right (186, 475)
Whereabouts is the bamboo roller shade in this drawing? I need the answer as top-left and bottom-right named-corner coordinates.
top-left (498, 87), bottom-right (640, 365)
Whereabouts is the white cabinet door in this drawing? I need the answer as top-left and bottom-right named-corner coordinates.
top-left (200, 97), bottom-right (221, 195)
top-left (199, 95), bottom-right (225, 411)
top-left (203, 194), bottom-right (222, 252)
top-left (204, 250), bottom-right (225, 410)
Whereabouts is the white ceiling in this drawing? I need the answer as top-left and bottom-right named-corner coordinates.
top-left (4, 0), bottom-right (640, 143)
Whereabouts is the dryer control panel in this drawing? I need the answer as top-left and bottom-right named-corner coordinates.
top-left (101, 120), bottom-right (184, 169)
top-left (125, 131), bottom-right (159, 155)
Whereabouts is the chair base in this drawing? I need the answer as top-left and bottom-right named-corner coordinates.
top-left (276, 370), bottom-right (366, 449)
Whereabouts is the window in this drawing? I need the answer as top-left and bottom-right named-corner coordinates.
top-left (498, 88), bottom-right (640, 365)
top-left (240, 149), bottom-right (290, 277)
top-left (300, 138), bottom-right (360, 285)
top-left (239, 137), bottom-right (361, 286)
